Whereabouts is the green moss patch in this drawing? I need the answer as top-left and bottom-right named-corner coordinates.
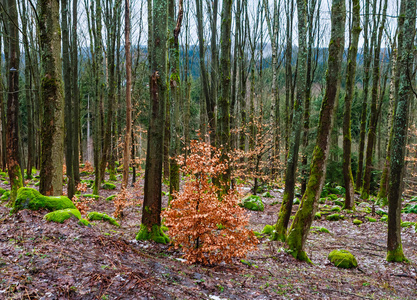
top-left (314, 212), bottom-right (322, 220)
top-left (328, 249), bottom-right (357, 268)
top-left (44, 208), bottom-right (81, 223)
top-left (136, 224), bottom-right (170, 244)
top-left (331, 206), bottom-right (341, 212)
top-left (403, 204), bottom-right (417, 214)
top-left (87, 212), bottom-right (120, 227)
top-left (311, 226), bottom-right (330, 233)
top-left (102, 182), bottom-right (116, 190)
top-left (400, 221), bottom-right (415, 228)
top-left (82, 194), bottom-right (100, 200)
top-left (13, 188), bottom-right (75, 213)
top-left (333, 199), bottom-right (344, 207)
top-left (365, 216), bottom-right (377, 222)
top-left (0, 190), bottom-right (11, 201)
top-left (240, 195), bottom-right (264, 211)
top-left (328, 194), bottom-right (338, 201)
top-left (380, 215), bottom-right (388, 222)
top-left (353, 219), bottom-right (362, 225)
top-left (78, 218), bottom-right (92, 226)
top-left (326, 213), bottom-right (341, 221)
top-left (375, 209), bottom-right (388, 216)
top-left (261, 225), bottom-right (274, 235)
top-left (106, 195), bottom-right (117, 201)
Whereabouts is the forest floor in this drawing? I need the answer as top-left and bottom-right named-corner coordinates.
top-left (0, 172), bottom-right (417, 300)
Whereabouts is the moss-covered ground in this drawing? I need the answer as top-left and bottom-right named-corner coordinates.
top-left (0, 172), bottom-right (416, 299)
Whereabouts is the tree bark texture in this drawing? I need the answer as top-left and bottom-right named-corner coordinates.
top-left (286, 0), bottom-right (345, 261)
top-left (386, 0), bottom-right (415, 262)
top-left (39, 0), bottom-right (64, 196)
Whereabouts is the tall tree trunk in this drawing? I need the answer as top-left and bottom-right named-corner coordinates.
top-left (286, 0), bottom-right (345, 261)
top-left (123, 0), bottom-right (132, 188)
top-left (21, 0), bottom-right (34, 179)
top-left (93, 0), bottom-right (104, 195)
top-left (72, 0), bottom-right (80, 184)
top-left (273, 0), bottom-right (307, 242)
top-left (218, 0), bottom-right (233, 186)
top-left (195, 0), bottom-right (215, 145)
top-left (169, 0), bottom-right (184, 200)
top-left (361, 0), bottom-right (388, 199)
top-left (99, 0), bottom-right (118, 185)
top-left (355, 0), bottom-right (371, 190)
top-left (284, 0), bottom-right (293, 155)
top-left (386, 0), bottom-right (415, 262)
top-left (6, 0), bottom-right (23, 204)
top-left (39, 0), bottom-right (64, 196)
top-left (62, 0), bottom-right (75, 199)
top-left (342, 0), bottom-right (361, 209)
top-left (137, 0), bottom-right (169, 244)
top-left (377, 45), bottom-right (397, 205)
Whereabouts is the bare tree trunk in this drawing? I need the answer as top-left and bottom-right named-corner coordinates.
top-left (273, 0), bottom-right (307, 242)
top-left (62, 0), bottom-right (75, 199)
top-left (137, 0), bottom-right (169, 244)
top-left (386, 0), bottom-right (415, 262)
top-left (286, 0), bottom-right (345, 261)
top-left (342, 0), bottom-right (361, 209)
top-left (39, 0), bottom-right (64, 196)
top-left (361, 0), bottom-right (388, 199)
top-left (6, 0), bottom-right (23, 204)
top-left (123, 0), bottom-right (132, 189)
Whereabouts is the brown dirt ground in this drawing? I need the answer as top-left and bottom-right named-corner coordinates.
top-left (0, 173), bottom-right (416, 300)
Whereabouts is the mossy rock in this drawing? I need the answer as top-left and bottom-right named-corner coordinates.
top-left (333, 199), bottom-right (344, 207)
top-left (410, 196), bottom-right (417, 202)
top-left (106, 195), bottom-right (117, 201)
top-left (353, 219), bottom-right (362, 225)
top-left (314, 212), bottom-right (322, 220)
top-left (331, 206), bottom-right (341, 212)
top-left (0, 188), bottom-right (6, 196)
top-left (0, 190), bottom-right (10, 201)
top-left (34, 182), bottom-right (40, 186)
top-left (80, 171), bottom-right (92, 176)
top-left (240, 195), bottom-right (264, 211)
top-left (311, 226), bottom-right (330, 233)
top-left (136, 224), bottom-right (170, 244)
top-left (328, 194), bottom-right (338, 201)
top-left (0, 171), bottom-right (7, 177)
top-left (2, 181), bottom-right (9, 185)
top-left (365, 216), bottom-right (377, 222)
top-left (380, 215), bottom-right (388, 222)
top-left (261, 224), bottom-right (274, 235)
top-left (261, 191), bottom-right (274, 198)
top-left (87, 212), bottom-right (120, 227)
top-left (13, 188), bottom-right (75, 213)
top-left (102, 182), bottom-right (116, 190)
top-left (319, 197), bottom-right (326, 204)
top-left (401, 221), bottom-right (415, 228)
top-left (44, 208), bottom-right (81, 223)
top-left (293, 197), bottom-right (301, 205)
top-left (82, 194), bottom-right (100, 200)
top-left (326, 213), bottom-right (341, 221)
top-left (328, 249), bottom-right (357, 268)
